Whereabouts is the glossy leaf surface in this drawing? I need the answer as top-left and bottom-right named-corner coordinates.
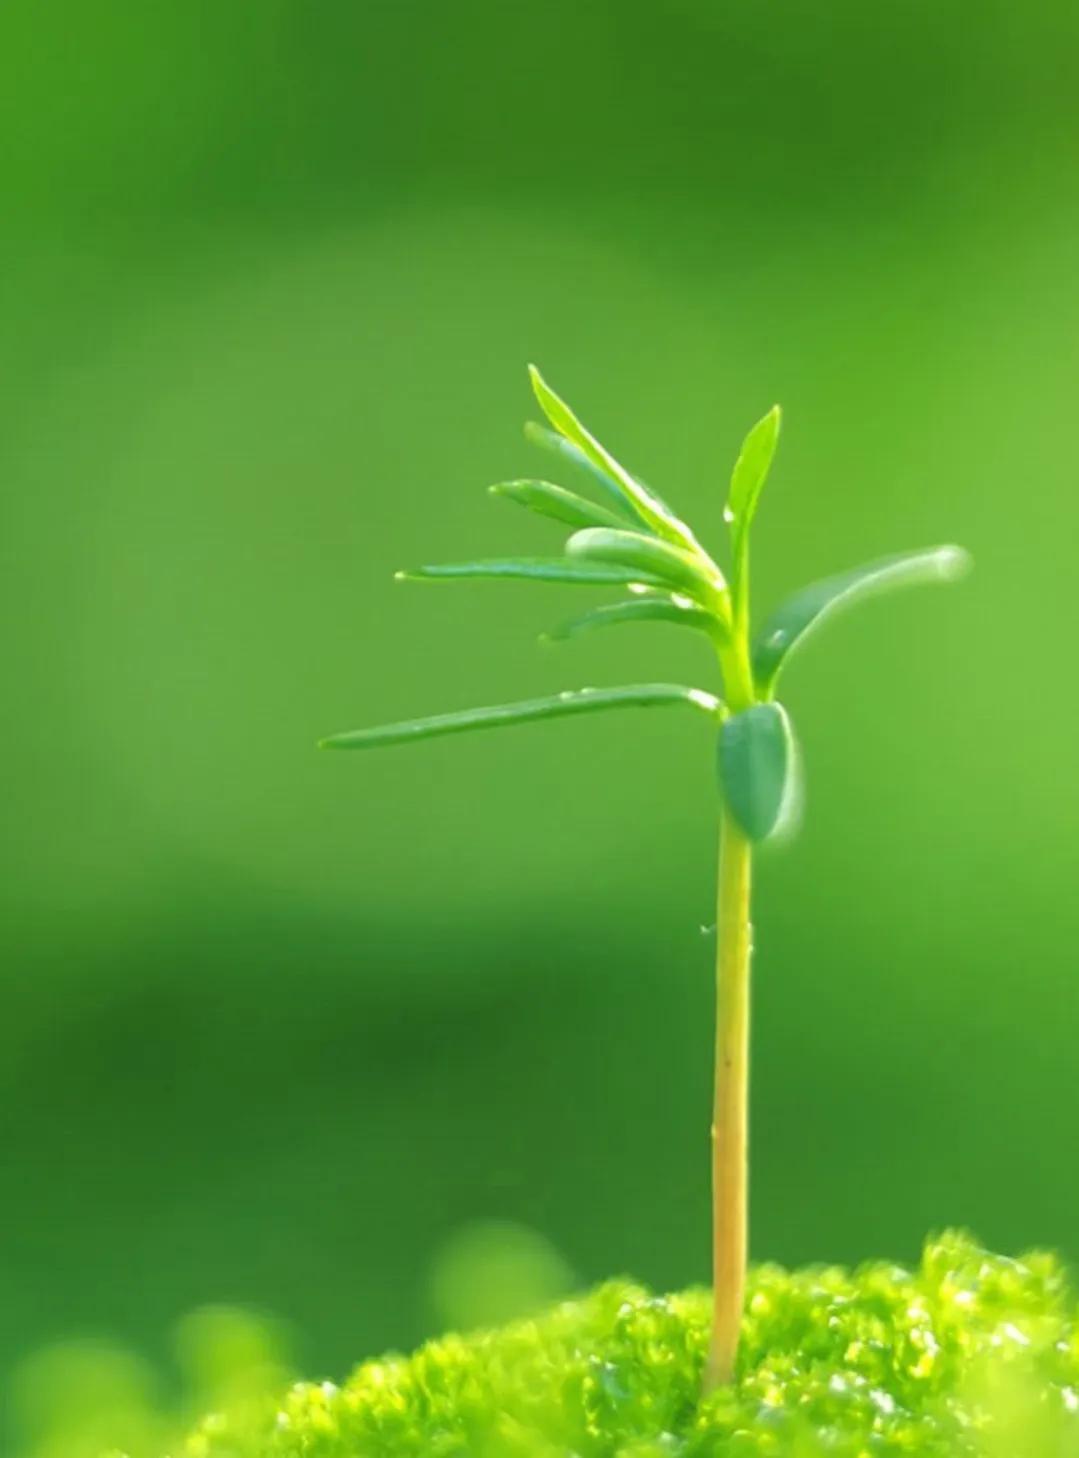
top-left (566, 527), bottom-right (725, 603)
top-left (544, 596), bottom-right (718, 643)
top-left (727, 406), bottom-right (781, 531)
top-left (488, 480), bottom-right (630, 532)
top-left (753, 544), bottom-right (971, 694)
top-left (718, 703), bottom-right (799, 843)
top-left (320, 683), bottom-right (722, 749)
top-left (523, 421), bottom-right (643, 524)
top-left (396, 557), bottom-right (669, 588)
top-left (528, 366), bottom-right (698, 550)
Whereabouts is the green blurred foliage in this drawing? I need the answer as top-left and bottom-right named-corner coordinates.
top-left (430, 1220), bottom-right (575, 1333)
top-left (2, 0), bottom-right (1078, 1451)
top-left (8, 1306), bottom-right (289, 1458)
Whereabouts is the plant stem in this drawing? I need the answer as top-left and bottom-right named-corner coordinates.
top-left (704, 811), bottom-right (753, 1391)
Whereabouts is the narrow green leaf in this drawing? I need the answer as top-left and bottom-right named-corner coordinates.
top-left (396, 557), bottom-right (669, 588)
top-left (727, 406), bottom-right (781, 530)
top-left (523, 422), bottom-right (644, 525)
top-left (320, 683), bottom-right (723, 749)
top-left (525, 419), bottom-right (681, 525)
top-left (488, 480), bottom-right (631, 532)
top-left (544, 596), bottom-right (719, 643)
top-left (717, 703), bottom-right (800, 843)
top-left (528, 366), bottom-right (699, 550)
top-left (566, 527), bottom-right (727, 606)
top-left (752, 545), bottom-right (971, 694)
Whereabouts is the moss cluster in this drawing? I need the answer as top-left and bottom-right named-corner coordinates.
top-left (164, 1234), bottom-right (1078, 1458)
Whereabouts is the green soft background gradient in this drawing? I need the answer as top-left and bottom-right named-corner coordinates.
top-left (2, 0), bottom-right (1078, 1447)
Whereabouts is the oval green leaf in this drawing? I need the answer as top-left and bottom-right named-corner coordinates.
top-left (396, 557), bottom-right (670, 588)
top-left (752, 545), bottom-right (971, 695)
top-left (488, 480), bottom-right (632, 532)
top-left (566, 527), bottom-right (726, 606)
top-left (544, 596), bottom-right (719, 643)
top-left (320, 683), bottom-right (723, 749)
top-left (717, 703), bottom-right (799, 843)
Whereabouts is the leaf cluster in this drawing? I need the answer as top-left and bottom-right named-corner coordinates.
top-left (321, 369), bottom-right (969, 842)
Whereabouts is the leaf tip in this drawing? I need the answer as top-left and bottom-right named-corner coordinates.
top-left (936, 544), bottom-right (973, 581)
top-left (527, 364), bottom-right (558, 413)
top-left (563, 527), bottom-right (595, 557)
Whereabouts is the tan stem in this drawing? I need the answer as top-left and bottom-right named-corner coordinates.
top-left (704, 813), bottom-right (753, 1391)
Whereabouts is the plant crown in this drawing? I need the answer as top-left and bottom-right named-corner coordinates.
top-left (321, 367), bottom-right (968, 840)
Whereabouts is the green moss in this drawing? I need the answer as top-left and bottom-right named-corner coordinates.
top-left (166, 1234), bottom-right (1077, 1458)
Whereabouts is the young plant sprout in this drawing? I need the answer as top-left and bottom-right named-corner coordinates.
top-left (320, 367), bottom-right (970, 1391)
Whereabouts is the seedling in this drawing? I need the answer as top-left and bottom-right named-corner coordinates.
top-left (320, 367), bottom-right (969, 1391)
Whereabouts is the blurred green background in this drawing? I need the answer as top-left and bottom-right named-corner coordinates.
top-left (2, 0), bottom-right (1078, 1448)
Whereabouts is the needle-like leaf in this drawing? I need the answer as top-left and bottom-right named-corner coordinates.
top-left (718, 703), bottom-right (800, 843)
top-left (752, 545), bottom-right (971, 695)
top-left (523, 422), bottom-right (646, 526)
top-left (396, 557), bottom-right (670, 588)
top-left (528, 366), bottom-right (700, 551)
top-left (543, 596), bottom-right (719, 643)
top-left (566, 528), bottom-right (727, 607)
top-left (488, 480), bottom-right (632, 532)
top-left (320, 683), bottom-right (723, 749)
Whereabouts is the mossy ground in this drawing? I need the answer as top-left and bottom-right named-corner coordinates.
top-left (163, 1234), bottom-right (1078, 1458)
